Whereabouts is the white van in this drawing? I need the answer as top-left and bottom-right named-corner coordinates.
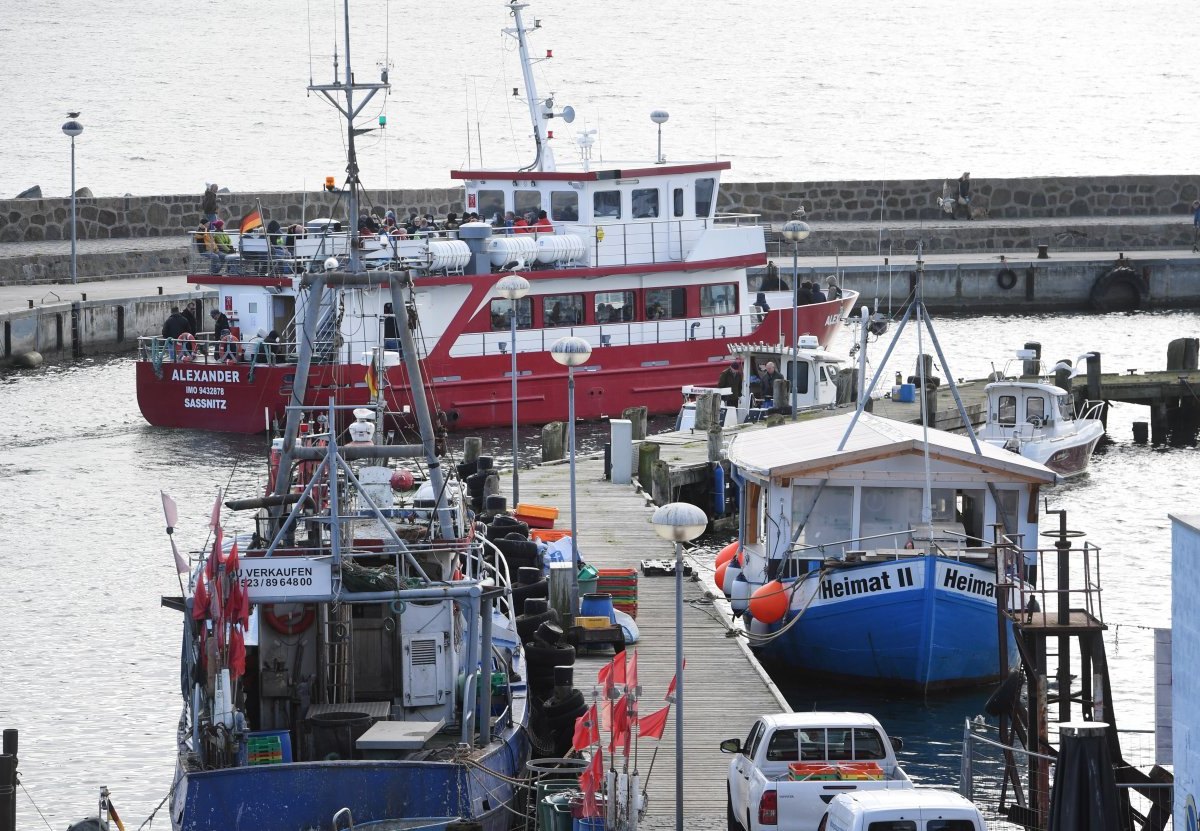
top-left (821, 788), bottom-right (987, 831)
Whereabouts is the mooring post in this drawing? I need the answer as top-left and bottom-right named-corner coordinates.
top-left (1151, 403), bottom-right (1169, 444)
top-left (0, 728), bottom-right (15, 831)
top-left (1022, 342), bottom-right (1041, 377)
top-left (1054, 360), bottom-right (1072, 393)
top-left (620, 406), bottom-right (648, 440)
top-left (462, 437), bottom-right (482, 466)
top-left (541, 422), bottom-right (565, 462)
top-left (638, 442), bottom-right (659, 490)
top-left (1085, 352), bottom-right (1107, 428)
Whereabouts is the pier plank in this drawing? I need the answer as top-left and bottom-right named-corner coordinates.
top-left (518, 455), bottom-right (788, 827)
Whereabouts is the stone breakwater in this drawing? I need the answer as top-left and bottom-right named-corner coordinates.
top-left (3, 176), bottom-right (1198, 243)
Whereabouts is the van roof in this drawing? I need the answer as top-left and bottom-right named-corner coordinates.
top-left (760, 712), bottom-right (886, 730)
top-left (834, 788), bottom-right (980, 812)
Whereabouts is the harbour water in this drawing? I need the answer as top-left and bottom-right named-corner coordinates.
top-left (3, 0), bottom-right (1199, 198)
top-left (0, 308), bottom-right (1187, 827)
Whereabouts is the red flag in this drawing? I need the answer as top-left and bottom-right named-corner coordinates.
top-left (572, 704), bottom-right (601, 752)
top-left (610, 694), bottom-right (631, 756)
top-left (170, 536), bottom-right (189, 575)
top-left (597, 659), bottom-right (612, 691)
top-left (627, 651), bottom-right (638, 694)
top-left (612, 651), bottom-right (627, 686)
top-left (238, 580), bottom-right (251, 627)
top-left (205, 527), bottom-right (224, 581)
top-left (192, 575), bottom-right (209, 620)
top-left (223, 540), bottom-right (240, 576)
top-left (599, 699), bottom-right (612, 732)
top-left (224, 578), bottom-right (246, 625)
top-left (209, 488), bottom-right (223, 530)
top-left (638, 705), bottom-right (671, 740)
top-left (228, 625), bottom-right (246, 678)
top-left (666, 658), bottom-right (687, 701)
top-left (579, 749), bottom-right (604, 818)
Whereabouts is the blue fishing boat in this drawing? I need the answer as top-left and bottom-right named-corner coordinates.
top-left (721, 255), bottom-right (1059, 691)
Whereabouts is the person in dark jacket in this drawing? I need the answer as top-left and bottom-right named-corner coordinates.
top-left (957, 172), bottom-right (971, 220)
top-left (162, 307), bottom-right (190, 361)
top-left (796, 281), bottom-right (815, 305)
top-left (181, 301), bottom-right (199, 335)
top-left (201, 184), bottom-right (219, 223)
top-left (810, 282), bottom-right (827, 303)
top-left (717, 359), bottom-right (743, 405)
top-left (210, 309), bottom-right (231, 338)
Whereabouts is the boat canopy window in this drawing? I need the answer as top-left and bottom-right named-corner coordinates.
top-left (859, 486), bottom-right (927, 548)
top-left (673, 187), bottom-right (685, 218)
top-left (543, 294), bottom-right (584, 326)
top-left (695, 177), bottom-right (716, 217)
top-left (594, 190), bottom-right (621, 219)
top-left (700, 283), bottom-right (737, 316)
top-left (1058, 394), bottom-right (1073, 421)
top-left (788, 359), bottom-right (810, 394)
top-left (489, 297), bottom-right (532, 331)
top-left (551, 191), bottom-right (579, 222)
top-left (1027, 395), bottom-right (1046, 423)
top-left (514, 189), bottom-right (542, 218)
top-left (632, 188), bottom-right (660, 219)
top-left (477, 189), bottom-right (504, 224)
top-left (645, 287), bottom-right (686, 320)
top-left (998, 394), bottom-right (1017, 426)
top-left (791, 485), bottom-right (854, 558)
top-left (595, 291), bottom-right (634, 323)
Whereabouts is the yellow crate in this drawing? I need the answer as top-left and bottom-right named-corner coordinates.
top-left (576, 616), bottom-right (611, 630)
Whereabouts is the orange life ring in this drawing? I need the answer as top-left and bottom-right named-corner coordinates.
top-left (264, 603), bottom-right (316, 635)
top-left (177, 332), bottom-right (197, 361)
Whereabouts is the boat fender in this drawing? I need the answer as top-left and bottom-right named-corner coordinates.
top-left (177, 331), bottom-right (197, 361)
top-left (264, 603), bottom-right (316, 635)
top-left (996, 268), bottom-right (1018, 290)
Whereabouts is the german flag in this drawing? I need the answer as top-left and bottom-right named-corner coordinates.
top-left (365, 363), bottom-right (379, 398)
top-left (239, 209), bottom-right (263, 234)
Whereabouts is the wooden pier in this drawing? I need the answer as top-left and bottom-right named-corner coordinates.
top-left (517, 454), bottom-right (789, 828)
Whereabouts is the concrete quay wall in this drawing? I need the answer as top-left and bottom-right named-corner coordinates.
top-left (3, 175), bottom-right (1199, 243)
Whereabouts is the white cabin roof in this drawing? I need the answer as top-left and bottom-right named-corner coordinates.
top-left (727, 411), bottom-right (1057, 484)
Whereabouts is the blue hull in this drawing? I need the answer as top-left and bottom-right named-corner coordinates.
top-left (172, 726), bottom-right (529, 831)
top-left (760, 556), bottom-right (1017, 690)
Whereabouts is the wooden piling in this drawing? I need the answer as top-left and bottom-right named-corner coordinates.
top-left (772, 378), bottom-right (790, 406)
top-left (541, 422), bottom-right (565, 462)
top-left (1023, 341), bottom-right (1042, 376)
top-left (1054, 361), bottom-right (1072, 393)
top-left (462, 437), bottom-right (482, 465)
top-left (1086, 352), bottom-right (1108, 428)
top-left (620, 406), bottom-right (648, 440)
top-left (651, 459), bottom-right (673, 506)
top-left (1166, 337), bottom-right (1199, 372)
top-left (835, 368), bottom-right (858, 404)
top-left (638, 442), bottom-right (660, 490)
top-left (0, 728), bottom-right (14, 831)
top-left (1132, 421), bottom-right (1149, 443)
top-left (1151, 403), bottom-right (1169, 444)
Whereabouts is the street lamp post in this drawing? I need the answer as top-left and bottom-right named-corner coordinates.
top-left (780, 219), bottom-right (811, 420)
top-left (61, 115), bottom-right (84, 285)
top-left (650, 110), bottom-right (670, 164)
top-left (550, 335), bottom-right (592, 621)
top-left (650, 501), bottom-right (709, 831)
top-left (496, 274), bottom-right (531, 506)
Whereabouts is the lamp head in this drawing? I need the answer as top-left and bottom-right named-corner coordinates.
top-left (495, 273), bottom-right (530, 300)
top-left (61, 120), bottom-right (83, 138)
top-left (550, 335), bottom-right (592, 367)
top-left (781, 219), bottom-right (811, 243)
top-left (650, 501), bottom-right (709, 542)
top-left (650, 110), bottom-right (670, 125)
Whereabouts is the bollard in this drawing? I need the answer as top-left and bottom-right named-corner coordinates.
top-left (1132, 422), bottom-right (1149, 443)
top-left (1037, 244), bottom-right (1049, 259)
top-left (541, 422), bottom-right (565, 462)
top-left (1053, 360), bottom-right (1072, 393)
top-left (773, 377), bottom-right (790, 407)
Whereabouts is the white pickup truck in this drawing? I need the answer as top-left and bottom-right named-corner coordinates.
top-left (722, 712), bottom-right (913, 831)
top-left (821, 788), bottom-right (987, 831)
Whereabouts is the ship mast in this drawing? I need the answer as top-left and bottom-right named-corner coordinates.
top-left (505, 1), bottom-right (556, 172)
top-left (308, 0), bottom-right (390, 272)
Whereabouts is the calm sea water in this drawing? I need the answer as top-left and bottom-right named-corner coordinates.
top-left (2, 0), bottom-right (1198, 199)
top-left (0, 309), bottom-right (1188, 827)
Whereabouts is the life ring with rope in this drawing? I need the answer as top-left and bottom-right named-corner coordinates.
top-left (177, 331), bottom-right (197, 361)
top-left (219, 332), bottom-right (238, 364)
top-left (263, 603), bottom-right (316, 635)
top-left (996, 268), bottom-right (1018, 290)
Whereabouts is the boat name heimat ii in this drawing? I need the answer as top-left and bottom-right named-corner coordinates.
top-left (816, 562), bottom-right (997, 602)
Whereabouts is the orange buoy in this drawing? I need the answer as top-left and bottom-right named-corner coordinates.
top-left (715, 562), bottom-right (730, 593)
top-left (714, 541), bottom-right (739, 570)
top-left (749, 580), bottom-right (789, 624)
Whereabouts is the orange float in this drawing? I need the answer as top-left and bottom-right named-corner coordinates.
top-left (714, 541), bottom-right (739, 570)
top-left (749, 580), bottom-right (789, 624)
top-left (715, 562), bottom-right (730, 593)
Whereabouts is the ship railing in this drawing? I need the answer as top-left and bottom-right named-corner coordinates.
top-left (780, 527), bottom-right (989, 571)
top-left (995, 537), bottom-right (1104, 627)
top-left (443, 309), bottom-right (779, 359)
top-left (138, 334), bottom-right (343, 367)
top-left (549, 215), bottom-right (762, 269)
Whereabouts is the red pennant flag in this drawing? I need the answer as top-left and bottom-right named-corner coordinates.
top-left (599, 698), bottom-right (612, 732)
top-left (579, 749), bottom-right (604, 818)
top-left (223, 540), bottom-right (240, 576)
top-left (228, 625), bottom-right (246, 678)
top-left (209, 488), bottom-right (223, 530)
top-left (597, 660), bottom-right (612, 691)
top-left (610, 694), bottom-right (631, 756)
top-left (666, 658), bottom-right (687, 701)
top-left (224, 578), bottom-right (246, 624)
top-left (170, 536), bottom-right (189, 575)
top-left (572, 704), bottom-right (601, 752)
top-left (627, 651), bottom-right (638, 694)
top-left (638, 704), bottom-right (671, 740)
top-left (612, 651), bottom-right (627, 686)
top-left (205, 527), bottom-right (223, 581)
top-left (238, 581), bottom-right (251, 628)
top-left (192, 575), bottom-right (209, 620)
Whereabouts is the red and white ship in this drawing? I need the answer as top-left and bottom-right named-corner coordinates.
top-left (136, 1), bottom-right (855, 434)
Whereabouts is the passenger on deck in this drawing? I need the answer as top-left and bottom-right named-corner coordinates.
top-left (759, 362), bottom-right (784, 400)
top-left (210, 309), bottom-right (231, 339)
top-left (444, 212), bottom-right (460, 231)
top-left (717, 359), bottom-right (743, 406)
top-left (513, 213), bottom-right (531, 233)
top-left (533, 210), bottom-right (553, 232)
top-left (181, 301), bottom-right (199, 336)
top-left (162, 307), bottom-right (190, 361)
top-left (826, 277), bottom-right (843, 300)
top-left (796, 281), bottom-right (814, 305)
top-left (810, 281), bottom-right (827, 303)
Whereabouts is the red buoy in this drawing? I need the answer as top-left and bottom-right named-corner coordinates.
top-left (714, 541), bottom-right (739, 570)
top-left (749, 580), bottom-right (789, 624)
top-left (390, 469), bottom-right (415, 490)
top-left (715, 562), bottom-right (730, 593)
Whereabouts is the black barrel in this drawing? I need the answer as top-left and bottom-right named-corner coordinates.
top-left (308, 712), bottom-right (372, 761)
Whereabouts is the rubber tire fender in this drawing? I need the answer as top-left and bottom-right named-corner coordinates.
top-left (996, 268), bottom-right (1018, 290)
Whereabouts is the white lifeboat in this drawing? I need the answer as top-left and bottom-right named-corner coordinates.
top-left (487, 235), bottom-right (539, 269)
top-left (535, 233), bottom-right (586, 265)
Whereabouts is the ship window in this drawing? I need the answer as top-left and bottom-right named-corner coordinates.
top-left (695, 178), bottom-right (716, 217)
top-left (673, 187), bottom-right (685, 218)
top-left (765, 729), bottom-right (799, 762)
top-left (477, 190), bottom-right (505, 225)
top-left (595, 291), bottom-right (634, 323)
top-left (788, 360), bottom-right (810, 394)
top-left (248, 302), bottom-right (258, 314)
top-left (551, 191), bottom-right (579, 222)
top-left (543, 294), bottom-right (584, 327)
top-left (1027, 395), bottom-right (1046, 423)
top-left (645, 287), bottom-right (686, 320)
top-left (514, 189), bottom-right (542, 220)
top-left (1058, 394), bottom-right (1073, 421)
top-left (489, 297), bottom-right (532, 331)
top-left (792, 485), bottom-right (854, 557)
top-left (859, 486), bottom-right (925, 548)
top-left (632, 188), bottom-right (659, 219)
top-left (997, 394), bottom-right (1017, 425)
top-left (852, 728), bottom-right (886, 760)
top-left (594, 190), bottom-right (622, 219)
top-left (700, 283), bottom-right (736, 316)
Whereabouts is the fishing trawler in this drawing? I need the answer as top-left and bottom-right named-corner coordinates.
top-left (134, 0), bottom-right (856, 434)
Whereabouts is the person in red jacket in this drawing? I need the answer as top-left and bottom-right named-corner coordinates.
top-left (534, 210), bottom-right (553, 232)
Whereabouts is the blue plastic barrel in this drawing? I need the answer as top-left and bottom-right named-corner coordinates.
top-left (580, 592), bottom-right (616, 623)
top-left (573, 817), bottom-right (605, 831)
top-left (898, 383), bottom-right (916, 403)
